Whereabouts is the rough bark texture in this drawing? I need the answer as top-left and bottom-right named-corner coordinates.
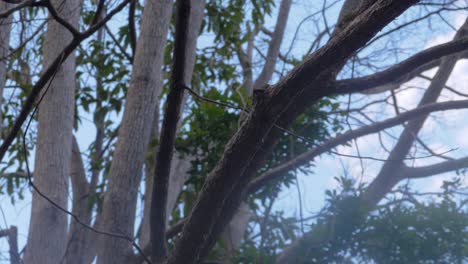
top-left (0, 2), bottom-right (12, 133)
top-left (97, 0), bottom-right (173, 263)
top-left (23, 0), bottom-right (82, 263)
top-left (168, 1), bottom-right (418, 263)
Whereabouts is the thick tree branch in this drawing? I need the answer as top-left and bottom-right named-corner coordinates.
top-left (168, 1), bottom-right (418, 263)
top-left (278, 20), bottom-right (468, 263)
top-left (97, 0), bottom-right (173, 261)
top-left (150, 0), bottom-right (190, 262)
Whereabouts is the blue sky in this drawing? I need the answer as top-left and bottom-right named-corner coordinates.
top-left (1, 1), bottom-right (467, 261)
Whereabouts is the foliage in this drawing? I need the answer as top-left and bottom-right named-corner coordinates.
top-left (0, 1), bottom-right (466, 263)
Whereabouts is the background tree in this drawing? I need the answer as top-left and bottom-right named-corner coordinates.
top-left (0, 0), bottom-right (466, 263)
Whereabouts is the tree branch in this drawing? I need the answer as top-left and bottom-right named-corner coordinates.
top-left (150, 0), bottom-right (190, 262)
top-left (0, 0), bottom-right (43, 19)
top-left (168, 1), bottom-right (418, 263)
top-left (334, 36), bottom-right (468, 94)
top-left (64, 136), bottom-right (94, 264)
top-left (401, 155), bottom-right (468, 179)
top-left (0, 0), bottom-right (131, 163)
top-left (252, 0), bottom-right (292, 91)
top-left (363, 19), bottom-right (467, 205)
top-left (40, 0), bottom-right (80, 37)
top-left (128, 0), bottom-right (136, 59)
top-left (248, 99), bottom-right (468, 193)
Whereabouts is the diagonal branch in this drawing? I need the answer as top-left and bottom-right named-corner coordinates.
top-left (0, 0), bottom-right (132, 163)
top-left (334, 36), bottom-right (468, 94)
top-left (364, 19), bottom-right (468, 205)
top-left (248, 99), bottom-right (468, 193)
top-left (168, 1), bottom-right (419, 263)
top-left (40, 0), bottom-right (80, 37)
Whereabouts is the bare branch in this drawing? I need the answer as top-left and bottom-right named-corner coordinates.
top-left (104, 25), bottom-right (133, 62)
top-left (401, 155), bottom-right (468, 179)
top-left (248, 99), bottom-right (468, 193)
top-left (0, 0), bottom-right (43, 19)
top-left (364, 19), bottom-right (468, 205)
top-left (252, 0), bottom-right (292, 90)
top-left (334, 36), bottom-right (468, 94)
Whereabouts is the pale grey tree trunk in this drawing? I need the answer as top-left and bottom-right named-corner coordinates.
top-left (0, 2), bottom-right (12, 134)
top-left (23, 0), bottom-right (82, 263)
top-left (252, 0), bottom-right (292, 91)
top-left (139, 0), bottom-right (205, 248)
top-left (219, 202), bottom-right (252, 262)
top-left (64, 13), bottom-right (108, 264)
top-left (216, 0), bottom-right (292, 258)
top-left (64, 136), bottom-right (93, 264)
top-left (97, 0), bottom-right (174, 263)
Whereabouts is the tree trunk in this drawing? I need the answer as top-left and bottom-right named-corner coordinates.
top-left (139, 0), bottom-right (204, 249)
top-left (64, 136), bottom-right (93, 264)
top-left (0, 2), bottom-right (12, 134)
top-left (24, 0), bottom-right (82, 263)
top-left (97, 0), bottom-right (173, 263)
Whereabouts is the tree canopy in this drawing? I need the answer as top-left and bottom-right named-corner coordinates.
top-left (0, 0), bottom-right (467, 263)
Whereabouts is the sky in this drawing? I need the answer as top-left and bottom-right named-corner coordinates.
top-left (0, 0), bottom-right (467, 261)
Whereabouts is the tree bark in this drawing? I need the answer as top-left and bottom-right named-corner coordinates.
top-left (276, 18), bottom-right (468, 264)
top-left (363, 18), bottom-right (468, 205)
top-left (150, 1), bottom-right (191, 261)
top-left (97, 0), bottom-right (173, 263)
top-left (64, 136), bottom-right (94, 264)
top-left (168, 1), bottom-right (417, 263)
top-left (24, 0), bottom-right (82, 263)
top-left (252, 0), bottom-right (292, 91)
top-left (139, 0), bottom-right (204, 249)
top-left (0, 1), bottom-right (12, 134)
